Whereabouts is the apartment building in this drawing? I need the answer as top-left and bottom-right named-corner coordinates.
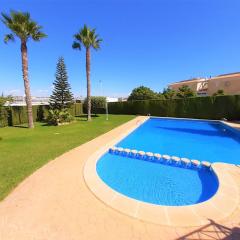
top-left (169, 72), bottom-right (240, 96)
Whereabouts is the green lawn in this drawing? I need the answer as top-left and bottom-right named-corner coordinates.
top-left (0, 114), bottom-right (134, 200)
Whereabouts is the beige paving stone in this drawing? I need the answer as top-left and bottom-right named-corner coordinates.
top-left (137, 202), bottom-right (168, 225)
top-left (111, 195), bottom-right (139, 217)
top-left (167, 206), bottom-right (202, 227)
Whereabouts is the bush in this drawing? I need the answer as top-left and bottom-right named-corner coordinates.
top-left (212, 89), bottom-right (225, 96)
top-left (108, 95), bottom-right (240, 120)
top-left (47, 109), bottom-right (74, 126)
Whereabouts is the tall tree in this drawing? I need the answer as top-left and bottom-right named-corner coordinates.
top-left (176, 85), bottom-right (196, 99)
top-left (128, 86), bottom-right (159, 101)
top-left (50, 57), bottom-right (74, 110)
top-left (72, 25), bottom-right (102, 121)
top-left (1, 11), bottom-right (47, 128)
top-left (162, 87), bottom-right (176, 100)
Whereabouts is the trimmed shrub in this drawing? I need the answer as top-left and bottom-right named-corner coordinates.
top-left (47, 109), bottom-right (74, 126)
top-left (108, 95), bottom-right (240, 120)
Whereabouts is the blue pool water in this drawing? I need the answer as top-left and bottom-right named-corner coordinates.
top-left (96, 118), bottom-right (240, 206)
top-left (97, 153), bottom-right (218, 206)
top-left (117, 118), bottom-right (240, 164)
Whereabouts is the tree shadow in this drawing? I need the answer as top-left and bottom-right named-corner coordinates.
top-left (75, 114), bottom-right (100, 121)
top-left (12, 121), bottom-right (47, 128)
top-left (11, 125), bottom-right (29, 129)
top-left (176, 219), bottom-right (240, 240)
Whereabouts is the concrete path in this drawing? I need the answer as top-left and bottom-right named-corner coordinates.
top-left (0, 117), bottom-right (240, 240)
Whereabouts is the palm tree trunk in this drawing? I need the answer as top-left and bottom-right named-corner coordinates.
top-left (21, 41), bottom-right (34, 128)
top-left (86, 47), bottom-right (91, 121)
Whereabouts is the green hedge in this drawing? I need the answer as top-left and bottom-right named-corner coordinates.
top-left (83, 96), bottom-right (106, 114)
top-left (108, 95), bottom-right (240, 120)
top-left (10, 105), bottom-right (39, 126)
top-left (0, 103), bottom-right (83, 127)
top-left (0, 107), bottom-right (9, 127)
top-left (69, 103), bottom-right (83, 116)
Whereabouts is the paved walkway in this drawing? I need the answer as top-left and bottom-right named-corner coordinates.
top-left (0, 117), bottom-right (240, 240)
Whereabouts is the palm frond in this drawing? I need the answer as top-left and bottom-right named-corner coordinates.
top-left (1, 12), bottom-right (12, 24)
top-left (1, 10), bottom-right (46, 42)
top-left (4, 33), bottom-right (15, 43)
top-left (72, 25), bottom-right (102, 50)
top-left (32, 31), bottom-right (47, 41)
top-left (93, 38), bottom-right (102, 50)
top-left (74, 33), bottom-right (82, 42)
top-left (72, 41), bottom-right (81, 50)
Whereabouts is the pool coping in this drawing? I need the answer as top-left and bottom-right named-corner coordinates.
top-left (83, 116), bottom-right (240, 227)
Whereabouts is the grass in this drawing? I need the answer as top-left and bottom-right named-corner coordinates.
top-left (0, 114), bottom-right (135, 200)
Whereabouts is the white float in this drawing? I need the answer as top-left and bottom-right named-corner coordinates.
top-left (162, 155), bottom-right (171, 162)
top-left (154, 153), bottom-right (161, 160)
top-left (201, 161), bottom-right (211, 168)
top-left (191, 159), bottom-right (200, 167)
top-left (130, 149), bottom-right (138, 156)
top-left (123, 148), bottom-right (131, 154)
top-left (181, 158), bottom-right (191, 165)
top-left (171, 156), bottom-right (180, 164)
top-left (117, 147), bottom-right (124, 153)
top-left (138, 151), bottom-right (145, 158)
top-left (146, 152), bottom-right (154, 160)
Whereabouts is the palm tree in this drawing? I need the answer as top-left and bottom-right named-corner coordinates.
top-left (72, 25), bottom-right (102, 121)
top-left (1, 11), bottom-right (47, 128)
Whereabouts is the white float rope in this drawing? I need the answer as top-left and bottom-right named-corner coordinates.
top-left (108, 147), bottom-right (211, 169)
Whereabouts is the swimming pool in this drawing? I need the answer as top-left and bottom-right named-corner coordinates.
top-left (96, 118), bottom-right (238, 206)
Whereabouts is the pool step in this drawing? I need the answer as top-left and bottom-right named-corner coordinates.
top-left (108, 147), bottom-right (211, 170)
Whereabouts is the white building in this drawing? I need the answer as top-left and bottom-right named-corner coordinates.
top-left (4, 96), bottom-right (50, 106)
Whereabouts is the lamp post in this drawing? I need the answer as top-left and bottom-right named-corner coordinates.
top-left (105, 100), bottom-right (108, 121)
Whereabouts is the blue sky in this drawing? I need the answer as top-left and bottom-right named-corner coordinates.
top-left (1, 0), bottom-right (240, 97)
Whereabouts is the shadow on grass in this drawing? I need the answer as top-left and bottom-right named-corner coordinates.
top-left (12, 125), bottom-right (29, 129)
top-left (75, 114), bottom-right (100, 121)
top-left (10, 114), bottom-right (101, 127)
top-left (12, 122), bottom-right (47, 128)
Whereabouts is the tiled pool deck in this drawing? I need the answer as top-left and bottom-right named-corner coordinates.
top-left (0, 116), bottom-right (240, 239)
